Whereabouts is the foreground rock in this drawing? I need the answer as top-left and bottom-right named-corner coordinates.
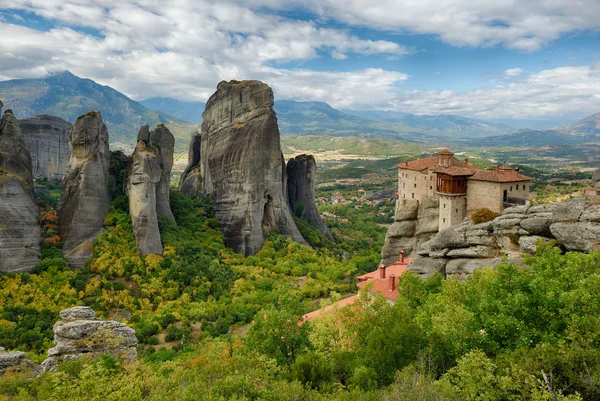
top-left (408, 197), bottom-right (600, 279)
top-left (178, 131), bottom-right (202, 198)
top-left (199, 80), bottom-right (306, 255)
top-left (287, 154), bottom-right (333, 241)
top-left (380, 198), bottom-right (439, 266)
top-left (127, 125), bottom-right (175, 256)
top-left (58, 111), bottom-right (111, 267)
top-left (19, 114), bottom-right (71, 179)
top-left (0, 347), bottom-right (39, 375)
top-left (41, 306), bottom-right (137, 372)
top-left (0, 110), bottom-right (41, 272)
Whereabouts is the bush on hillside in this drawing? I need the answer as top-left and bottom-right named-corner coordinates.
top-left (471, 208), bottom-right (498, 224)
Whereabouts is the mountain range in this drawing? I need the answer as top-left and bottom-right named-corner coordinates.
top-left (1, 71), bottom-right (599, 149)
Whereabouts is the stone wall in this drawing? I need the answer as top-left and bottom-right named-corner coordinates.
top-left (398, 168), bottom-right (435, 203)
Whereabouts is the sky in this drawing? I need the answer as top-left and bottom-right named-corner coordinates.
top-left (0, 0), bottom-right (599, 119)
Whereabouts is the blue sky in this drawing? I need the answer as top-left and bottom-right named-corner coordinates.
top-left (0, 0), bottom-right (599, 119)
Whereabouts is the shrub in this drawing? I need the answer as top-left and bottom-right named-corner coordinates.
top-left (471, 208), bottom-right (498, 224)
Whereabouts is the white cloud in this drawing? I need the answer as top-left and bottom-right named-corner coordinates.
top-left (388, 64), bottom-right (600, 119)
top-left (505, 68), bottom-right (523, 77)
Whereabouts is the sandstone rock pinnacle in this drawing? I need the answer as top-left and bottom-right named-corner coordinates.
top-left (58, 111), bottom-right (111, 267)
top-left (287, 154), bottom-right (333, 241)
top-left (178, 131), bottom-right (202, 198)
top-left (0, 109), bottom-right (41, 272)
top-left (127, 125), bottom-right (176, 256)
top-left (199, 80), bottom-right (306, 255)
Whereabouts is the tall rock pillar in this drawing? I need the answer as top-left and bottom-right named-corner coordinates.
top-left (58, 111), bottom-right (111, 267)
top-left (286, 154), bottom-right (333, 241)
top-left (199, 80), bottom-right (306, 256)
top-left (0, 110), bottom-right (41, 272)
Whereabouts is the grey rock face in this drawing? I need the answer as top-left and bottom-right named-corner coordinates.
top-left (41, 306), bottom-right (137, 372)
top-left (127, 125), bottom-right (172, 256)
top-left (0, 110), bottom-right (41, 272)
top-left (19, 114), bottom-right (71, 179)
top-left (287, 154), bottom-right (333, 241)
top-left (518, 235), bottom-right (553, 254)
top-left (199, 80), bottom-right (306, 256)
top-left (58, 111), bottom-right (111, 268)
top-left (445, 258), bottom-right (504, 280)
top-left (151, 125), bottom-right (175, 221)
top-left (406, 257), bottom-right (447, 279)
top-left (0, 348), bottom-right (39, 375)
top-left (550, 222), bottom-right (600, 252)
top-left (178, 131), bottom-right (202, 198)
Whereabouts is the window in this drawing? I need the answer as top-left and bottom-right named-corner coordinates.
top-left (516, 184), bottom-right (519, 190)
top-left (412, 193), bottom-right (414, 198)
top-left (430, 186), bottom-right (432, 190)
top-left (510, 186), bottom-right (513, 191)
top-left (443, 218), bottom-right (446, 223)
top-left (456, 208), bottom-right (458, 213)
top-left (443, 203), bottom-right (446, 208)
top-left (414, 183), bottom-right (417, 188)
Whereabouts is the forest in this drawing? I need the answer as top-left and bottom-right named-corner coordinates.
top-left (0, 170), bottom-right (598, 400)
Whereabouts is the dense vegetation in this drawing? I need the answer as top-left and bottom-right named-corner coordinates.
top-left (1, 161), bottom-right (599, 399)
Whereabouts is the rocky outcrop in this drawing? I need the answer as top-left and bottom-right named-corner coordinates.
top-left (19, 114), bottom-right (71, 179)
top-left (41, 306), bottom-right (137, 372)
top-left (0, 109), bottom-right (41, 272)
top-left (408, 198), bottom-right (600, 279)
top-left (198, 80), bottom-right (306, 256)
top-left (593, 168), bottom-right (600, 182)
top-left (178, 131), bottom-right (202, 198)
top-left (286, 154), bottom-right (333, 241)
top-left (380, 198), bottom-right (439, 266)
top-left (127, 125), bottom-right (176, 256)
top-left (0, 347), bottom-right (39, 375)
top-left (58, 111), bottom-right (111, 268)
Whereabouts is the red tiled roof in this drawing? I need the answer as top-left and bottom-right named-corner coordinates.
top-left (300, 295), bottom-right (359, 324)
top-left (432, 166), bottom-right (475, 176)
top-left (470, 169), bottom-right (530, 183)
top-left (356, 259), bottom-right (409, 281)
top-left (396, 156), bottom-right (440, 171)
top-left (357, 278), bottom-right (401, 301)
top-left (437, 149), bottom-right (454, 155)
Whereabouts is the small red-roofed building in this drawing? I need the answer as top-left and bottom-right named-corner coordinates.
top-left (299, 251), bottom-right (411, 325)
top-left (396, 149), bottom-right (531, 230)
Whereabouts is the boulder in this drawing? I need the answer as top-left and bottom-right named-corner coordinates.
top-left (0, 348), bottom-right (39, 375)
top-left (550, 222), bottom-right (600, 252)
top-left (394, 201), bottom-right (419, 222)
top-left (58, 111), bottom-right (112, 267)
top-left (287, 154), bottom-right (333, 241)
top-left (198, 80), bottom-right (306, 255)
top-left (518, 235), bottom-right (553, 254)
top-left (19, 114), bottom-right (71, 179)
top-left (178, 131), bottom-right (202, 198)
top-left (580, 205), bottom-right (600, 223)
top-left (0, 110), bottom-right (41, 272)
top-left (445, 258), bottom-right (503, 280)
top-left (41, 306), bottom-right (137, 372)
top-left (447, 245), bottom-right (498, 258)
top-left (406, 257), bottom-right (447, 279)
top-left (386, 221), bottom-right (416, 238)
top-left (127, 126), bottom-right (164, 256)
top-left (520, 216), bottom-right (553, 236)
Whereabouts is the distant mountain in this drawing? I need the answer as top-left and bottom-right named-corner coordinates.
top-left (555, 112), bottom-right (600, 137)
top-left (343, 110), bottom-right (514, 138)
top-left (272, 100), bottom-right (436, 141)
top-left (0, 71), bottom-right (199, 148)
top-left (141, 98), bottom-right (205, 124)
top-left (485, 117), bottom-right (578, 130)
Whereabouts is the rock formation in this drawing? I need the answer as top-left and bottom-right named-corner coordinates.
top-left (198, 80), bottom-right (306, 255)
top-left (0, 347), bottom-right (39, 375)
top-left (41, 306), bottom-right (137, 372)
top-left (178, 131), bottom-right (202, 198)
top-left (593, 168), bottom-right (600, 182)
top-left (0, 109), bottom-right (41, 272)
top-left (380, 198), bottom-right (439, 266)
top-left (127, 125), bottom-right (175, 256)
top-left (19, 114), bottom-right (71, 179)
top-left (286, 154), bottom-right (333, 241)
top-left (407, 197), bottom-right (600, 279)
top-left (58, 111), bottom-right (111, 268)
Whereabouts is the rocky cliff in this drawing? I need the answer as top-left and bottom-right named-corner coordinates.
top-left (0, 347), bottom-right (39, 376)
top-left (407, 197), bottom-right (600, 279)
top-left (199, 80), bottom-right (306, 256)
top-left (380, 198), bottom-right (439, 266)
top-left (178, 131), bottom-right (202, 198)
top-left (58, 111), bottom-right (111, 268)
top-left (41, 306), bottom-right (137, 372)
top-left (286, 154), bottom-right (333, 241)
top-left (19, 114), bottom-right (71, 179)
top-left (0, 110), bottom-right (41, 272)
top-left (127, 125), bottom-right (175, 256)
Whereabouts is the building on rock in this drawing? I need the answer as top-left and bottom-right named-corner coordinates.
top-left (397, 149), bottom-right (531, 231)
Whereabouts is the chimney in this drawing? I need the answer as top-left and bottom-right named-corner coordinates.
top-left (389, 274), bottom-right (396, 291)
top-left (464, 158), bottom-right (468, 164)
top-left (494, 165), bottom-right (499, 172)
top-left (515, 167), bottom-right (519, 172)
top-left (379, 264), bottom-right (386, 279)
top-left (399, 250), bottom-right (405, 264)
